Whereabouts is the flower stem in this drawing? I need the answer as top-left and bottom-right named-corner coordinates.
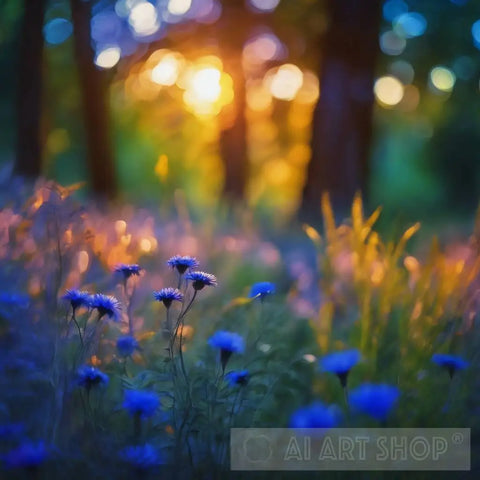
top-left (72, 309), bottom-right (84, 348)
top-left (178, 322), bottom-right (189, 387)
top-left (134, 413), bottom-right (142, 441)
top-left (170, 290), bottom-right (197, 352)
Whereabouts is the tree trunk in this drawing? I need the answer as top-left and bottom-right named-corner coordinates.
top-left (300, 0), bottom-right (381, 219)
top-left (219, 55), bottom-right (248, 202)
top-left (218, 0), bottom-right (248, 202)
top-left (70, 0), bottom-right (117, 199)
top-left (14, 0), bottom-right (47, 178)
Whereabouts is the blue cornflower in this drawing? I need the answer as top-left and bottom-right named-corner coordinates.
top-left (116, 336), bottom-right (140, 357)
top-left (62, 289), bottom-right (90, 311)
top-left (432, 354), bottom-right (469, 378)
top-left (121, 444), bottom-right (163, 470)
top-left (115, 264), bottom-right (142, 279)
top-left (209, 331), bottom-right (245, 353)
top-left (167, 255), bottom-right (199, 274)
top-left (209, 330), bottom-right (245, 371)
top-left (249, 282), bottom-right (276, 300)
top-left (77, 365), bottom-right (109, 389)
top-left (289, 402), bottom-right (340, 429)
top-left (123, 390), bottom-right (160, 419)
top-left (226, 370), bottom-right (250, 387)
top-left (320, 349), bottom-right (361, 386)
top-left (3, 441), bottom-right (48, 468)
top-left (349, 383), bottom-right (400, 422)
top-left (185, 271), bottom-right (218, 290)
top-left (89, 293), bottom-right (121, 321)
top-left (153, 287), bottom-right (184, 308)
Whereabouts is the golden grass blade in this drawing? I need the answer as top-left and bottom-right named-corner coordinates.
top-left (321, 192), bottom-right (336, 244)
top-left (302, 223), bottom-right (322, 247)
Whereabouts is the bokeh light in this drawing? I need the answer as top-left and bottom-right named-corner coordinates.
top-left (248, 0), bottom-right (281, 13)
top-left (167, 0), bottom-right (192, 16)
top-left (182, 58), bottom-right (234, 116)
top-left (151, 52), bottom-right (184, 86)
top-left (243, 33), bottom-right (285, 68)
top-left (246, 80), bottom-right (273, 112)
top-left (95, 46), bottom-right (121, 69)
top-left (115, 0), bottom-right (143, 18)
top-left (91, 10), bottom-right (123, 44)
top-left (389, 60), bottom-right (415, 84)
top-left (380, 31), bottom-right (406, 56)
top-left (374, 75), bottom-right (404, 107)
top-left (128, 1), bottom-right (160, 37)
top-left (382, 0), bottom-right (408, 22)
top-left (295, 70), bottom-right (320, 105)
top-left (192, 0), bottom-right (222, 24)
top-left (429, 66), bottom-right (456, 93)
top-left (266, 64), bottom-right (303, 101)
top-left (43, 18), bottom-right (73, 46)
top-left (472, 19), bottom-right (480, 49)
top-left (393, 12), bottom-right (427, 38)
top-left (190, 68), bottom-right (221, 103)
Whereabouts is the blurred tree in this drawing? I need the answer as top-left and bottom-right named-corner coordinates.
top-left (300, 0), bottom-right (382, 218)
top-left (14, 0), bottom-right (47, 178)
top-left (70, 0), bottom-right (117, 199)
top-left (217, 0), bottom-right (249, 202)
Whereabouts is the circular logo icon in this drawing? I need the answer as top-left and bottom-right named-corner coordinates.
top-left (243, 433), bottom-right (273, 463)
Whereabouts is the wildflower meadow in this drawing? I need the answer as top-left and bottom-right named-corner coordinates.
top-left (4, 0), bottom-right (480, 477)
top-left (0, 181), bottom-right (478, 479)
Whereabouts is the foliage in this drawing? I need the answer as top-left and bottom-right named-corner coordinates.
top-left (1, 181), bottom-right (479, 478)
top-left (0, 180), bottom-right (315, 479)
top-left (304, 193), bottom-right (480, 427)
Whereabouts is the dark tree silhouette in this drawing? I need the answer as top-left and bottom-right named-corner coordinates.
top-left (14, 0), bottom-right (47, 178)
top-left (218, 0), bottom-right (249, 202)
top-left (300, 0), bottom-right (382, 218)
top-left (70, 0), bottom-right (117, 199)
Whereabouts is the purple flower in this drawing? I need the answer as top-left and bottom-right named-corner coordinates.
top-left (432, 354), bottom-right (468, 378)
top-left (115, 264), bottom-right (142, 279)
top-left (123, 390), bottom-right (160, 419)
top-left (249, 282), bottom-right (276, 299)
top-left (167, 255), bottom-right (199, 274)
top-left (289, 402), bottom-right (340, 429)
top-left (349, 383), bottom-right (400, 422)
top-left (185, 271), bottom-right (218, 290)
top-left (62, 289), bottom-right (90, 311)
top-left (153, 288), bottom-right (183, 308)
top-left (77, 365), bottom-right (109, 389)
top-left (89, 294), bottom-right (121, 321)
top-left (116, 336), bottom-right (140, 357)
